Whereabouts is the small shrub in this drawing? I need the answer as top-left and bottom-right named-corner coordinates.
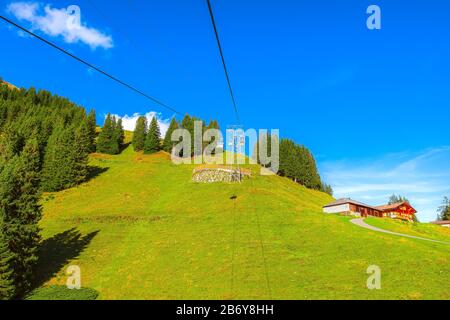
top-left (26, 285), bottom-right (99, 300)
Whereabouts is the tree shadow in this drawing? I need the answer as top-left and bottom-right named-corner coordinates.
top-left (33, 228), bottom-right (99, 290)
top-left (86, 166), bottom-right (109, 182)
top-left (119, 142), bottom-right (131, 153)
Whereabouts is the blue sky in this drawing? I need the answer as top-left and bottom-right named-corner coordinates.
top-left (0, 0), bottom-right (449, 221)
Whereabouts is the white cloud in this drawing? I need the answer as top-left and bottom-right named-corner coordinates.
top-left (320, 147), bottom-right (450, 222)
top-left (7, 2), bottom-right (113, 49)
top-left (111, 112), bottom-right (171, 137)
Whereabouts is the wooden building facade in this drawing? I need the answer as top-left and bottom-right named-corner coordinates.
top-left (323, 198), bottom-right (416, 221)
top-left (374, 202), bottom-right (417, 221)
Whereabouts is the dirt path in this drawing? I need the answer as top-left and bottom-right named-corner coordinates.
top-left (350, 218), bottom-right (450, 245)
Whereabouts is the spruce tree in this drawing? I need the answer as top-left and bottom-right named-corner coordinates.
top-left (114, 118), bottom-right (125, 150)
top-left (321, 182), bottom-right (333, 196)
top-left (132, 116), bottom-right (147, 152)
top-left (96, 113), bottom-right (119, 154)
top-left (144, 117), bottom-right (161, 154)
top-left (388, 194), bottom-right (409, 205)
top-left (41, 126), bottom-right (78, 191)
top-left (0, 138), bottom-right (42, 297)
top-left (438, 197), bottom-right (450, 221)
top-left (40, 126), bottom-right (62, 191)
top-left (86, 109), bottom-right (97, 152)
top-left (72, 122), bottom-right (90, 185)
top-left (0, 216), bottom-right (15, 300)
top-left (162, 118), bottom-right (179, 153)
top-left (181, 114), bottom-right (195, 156)
top-left (203, 120), bottom-right (220, 155)
top-left (12, 138), bottom-right (42, 296)
top-left (278, 138), bottom-right (322, 189)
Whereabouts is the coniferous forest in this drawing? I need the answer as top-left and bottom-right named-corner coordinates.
top-left (0, 83), bottom-right (95, 299)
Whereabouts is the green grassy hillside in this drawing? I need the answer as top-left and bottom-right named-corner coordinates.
top-left (365, 217), bottom-right (450, 243)
top-left (34, 144), bottom-right (450, 300)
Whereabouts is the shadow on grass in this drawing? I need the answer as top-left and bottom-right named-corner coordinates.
top-left (86, 166), bottom-right (109, 182)
top-left (33, 228), bottom-right (99, 290)
top-left (120, 142), bottom-right (131, 153)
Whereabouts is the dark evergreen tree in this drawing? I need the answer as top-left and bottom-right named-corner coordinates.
top-left (0, 81), bottom-right (98, 298)
top-left (0, 216), bottom-right (15, 300)
top-left (41, 126), bottom-right (82, 191)
top-left (321, 182), bottom-right (333, 196)
top-left (388, 194), bottom-right (409, 204)
top-left (203, 120), bottom-right (220, 155)
top-left (72, 122), bottom-right (90, 185)
top-left (0, 138), bottom-right (42, 297)
top-left (181, 114), bottom-right (195, 156)
top-left (1, 83), bottom-right (96, 191)
top-left (96, 113), bottom-right (119, 155)
top-left (132, 116), bottom-right (147, 152)
top-left (144, 117), bottom-right (161, 154)
top-left (278, 138), bottom-right (296, 178)
top-left (437, 197), bottom-right (450, 221)
top-left (114, 118), bottom-right (125, 150)
top-left (12, 138), bottom-right (42, 296)
top-left (277, 138), bottom-right (322, 190)
top-left (162, 118), bottom-right (179, 153)
top-left (86, 109), bottom-right (97, 152)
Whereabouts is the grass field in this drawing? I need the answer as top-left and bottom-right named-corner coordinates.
top-left (34, 140), bottom-right (450, 300)
top-left (365, 217), bottom-right (450, 243)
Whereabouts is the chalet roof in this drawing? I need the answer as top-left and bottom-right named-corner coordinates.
top-left (374, 201), bottom-right (417, 213)
top-left (323, 198), bottom-right (380, 211)
top-left (430, 220), bottom-right (450, 225)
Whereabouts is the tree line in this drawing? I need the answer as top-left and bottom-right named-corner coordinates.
top-left (132, 114), bottom-right (220, 156)
top-left (254, 134), bottom-right (332, 195)
top-left (131, 113), bottom-right (331, 195)
top-left (97, 113), bottom-right (125, 155)
top-left (0, 84), bottom-right (96, 299)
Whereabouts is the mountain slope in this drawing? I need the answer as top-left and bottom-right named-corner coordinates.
top-left (36, 146), bottom-right (450, 299)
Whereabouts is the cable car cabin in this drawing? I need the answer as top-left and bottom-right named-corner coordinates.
top-left (374, 201), bottom-right (417, 221)
top-left (323, 199), bottom-right (417, 221)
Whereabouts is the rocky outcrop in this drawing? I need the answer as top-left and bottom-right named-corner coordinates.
top-left (192, 168), bottom-right (249, 183)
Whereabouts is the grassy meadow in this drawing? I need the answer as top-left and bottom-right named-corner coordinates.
top-left (365, 217), bottom-right (450, 243)
top-left (34, 137), bottom-right (450, 299)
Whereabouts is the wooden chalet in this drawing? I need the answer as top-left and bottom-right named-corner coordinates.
top-left (323, 198), bottom-right (417, 221)
top-left (374, 201), bottom-right (417, 221)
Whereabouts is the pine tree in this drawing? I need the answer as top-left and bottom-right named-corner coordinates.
top-left (0, 216), bottom-right (15, 300)
top-left (278, 138), bottom-right (295, 177)
top-left (144, 117), bottom-right (161, 154)
top-left (41, 126), bottom-right (80, 191)
top-left (0, 138), bottom-right (42, 297)
top-left (203, 120), bottom-right (220, 155)
top-left (181, 114), bottom-right (195, 156)
top-left (96, 113), bottom-right (119, 155)
top-left (388, 194), bottom-right (409, 205)
top-left (438, 197), bottom-right (450, 221)
top-left (321, 182), bottom-right (333, 196)
top-left (72, 122), bottom-right (90, 185)
top-left (12, 138), bottom-right (42, 296)
top-left (132, 116), bottom-right (147, 152)
top-left (278, 138), bottom-right (322, 190)
top-left (86, 109), bottom-right (97, 152)
top-left (40, 126), bottom-right (61, 191)
top-left (162, 118), bottom-right (179, 153)
top-left (114, 118), bottom-right (125, 150)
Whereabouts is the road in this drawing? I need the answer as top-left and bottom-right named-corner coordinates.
top-left (350, 218), bottom-right (450, 245)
